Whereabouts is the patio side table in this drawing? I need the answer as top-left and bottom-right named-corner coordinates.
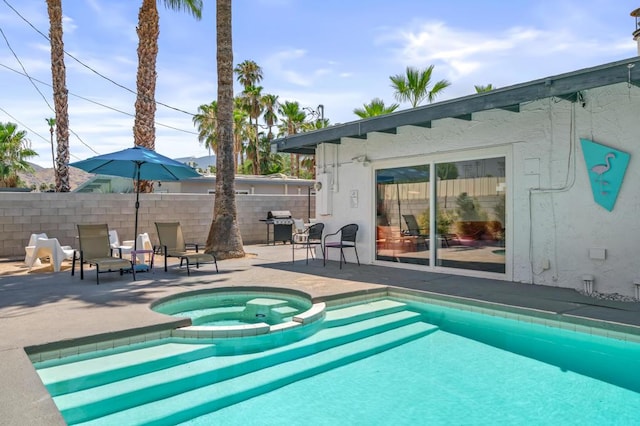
top-left (131, 249), bottom-right (154, 272)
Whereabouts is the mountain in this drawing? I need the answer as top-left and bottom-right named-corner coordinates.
top-left (175, 155), bottom-right (216, 171)
top-left (18, 164), bottom-right (92, 191)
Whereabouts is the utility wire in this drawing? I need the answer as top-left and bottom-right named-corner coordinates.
top-left (0, 105), bottom-right (81, 161)
top-left (0, 105), bottom-right (50, 143)
top-left (3, 0), bottom-right (197, 117)
top-left (0, 28), bottom-right (99, 155)
top-left (0, 63), bottom-right (199, 135)
top-left (0, 26), bottom-right (53, 111)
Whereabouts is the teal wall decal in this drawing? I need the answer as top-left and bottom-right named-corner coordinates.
top-left (581, 139), bottom-right (630, 211)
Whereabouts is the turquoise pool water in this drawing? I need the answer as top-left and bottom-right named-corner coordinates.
top-left (34, 295), bottom-right (640, 425)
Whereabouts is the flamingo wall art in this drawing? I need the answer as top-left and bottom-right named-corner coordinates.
top-left (581, 139), bottom-right (630, 211)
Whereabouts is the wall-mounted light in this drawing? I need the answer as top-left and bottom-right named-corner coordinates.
top-left (351, 155), bottom-right (370, 166)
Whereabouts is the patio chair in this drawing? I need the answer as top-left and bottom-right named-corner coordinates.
top-left (323, 223), bottom-right (360, 269)
top-left (72, 224), bottom-right (134, 284)
top-left (24, 233), bottom-right (74, 272)
top-left (108, 230), bottom-right (133, 258)
top-left (292, 222), bottom-right (324, 264)
top-left (402, 214), bottom-right (430, 250)
top-left (155, 222), bottom-right (218, 275)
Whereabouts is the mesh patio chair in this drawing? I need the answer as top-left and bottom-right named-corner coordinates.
top-left (72, 224), bottom-right (134, 284)
top-left (323, 223), bottom-right (360, 269)
top-left (155, 222), bottom-right (218, 275)
top-left (292, 222), bottom-right (324, 264)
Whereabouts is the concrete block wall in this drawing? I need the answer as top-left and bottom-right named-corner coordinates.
top-left (0, 193), bottom-right (315, 257)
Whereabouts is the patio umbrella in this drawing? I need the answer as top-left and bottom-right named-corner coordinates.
top-left (70, 145), bottom-right (200, 250)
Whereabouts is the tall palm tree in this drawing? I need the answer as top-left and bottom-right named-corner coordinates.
top-left (261, 93), bottom-right (279, 140)
top-left (234, 60), bottom-right (263, 174)
top-left (234, 60), bottom-right (263, 89)
top-left (278, 101), bottom-right (306, 177)
top-left (46, 0), bottom-right (70, 192)
top-left (0, 122), bottom-right (37, 188)
top-left (205, 0), bottom-right (244, 259)
top-left (134, 0), bottom-right (202, 191)
top-left (233, 96), bottom-right (250, 171)
top-left (353, 98), bottom-right (399, 118)
top-left (192, 101), bottom-right (218, 156)
top-left (45, 117), bottom-right (56, 170)
top-left (135, 0), bottom-right (202, 151)
top-left (390, 65), bottom-right (451, 108)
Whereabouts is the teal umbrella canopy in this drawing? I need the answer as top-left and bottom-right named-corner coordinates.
top-left (70, 145), bottom-right (200, 181)
top-left (70, 145), bottom-right (200, 250)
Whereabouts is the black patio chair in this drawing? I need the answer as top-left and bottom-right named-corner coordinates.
top-left (323, 223), bottom-right (360, 269)
top-left (292, 222), bottom-right (325, 264)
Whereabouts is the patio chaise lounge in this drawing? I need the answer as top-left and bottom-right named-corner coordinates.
top-left (72, 224), bottom-right (134, 284)
top-left (155, 222), bottom-right (218, 275)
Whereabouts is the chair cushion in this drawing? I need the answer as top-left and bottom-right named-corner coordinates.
top-left (167, 251), bottom-right (215, 263)
top-left (87, 257), bottom-right (132, 271)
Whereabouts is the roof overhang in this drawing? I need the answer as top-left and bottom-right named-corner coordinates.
top-left (272, 57), bottom-right (640, 154)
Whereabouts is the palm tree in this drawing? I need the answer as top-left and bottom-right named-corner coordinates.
top-left (0, 122), bottom-right (37, 188)
top-left (241, 85), bottom-right (263, 174)
top-left (261, 93), bottom-right (279, 140)
top-left (192, 101), bottom-right (218, 156)
top-left (353, 98), bottom-right (399, 118)
top-left (46, 0), bottom-right (70, 192)
top-left (134, 0), bottom-right (202, 151)
top-left (45, 117), bottom-right (56, 170)
top-left (390, 65), bottom-right (451, 108)
top-left (205, 0), bottom-right (244, 259)
top-left (475, 84), bottom-right (495, 93)
top-left (134, 0), bottom-right (202, 192)
top-left (278, 101), bottom-right (306, 177)
top-left (234, 60), bottom-right (263, 174)
top-left (233, 96), bottom-right (250, 171)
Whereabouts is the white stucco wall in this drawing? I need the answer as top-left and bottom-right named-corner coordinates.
top-left (316, 82), bottom-right (640, 296)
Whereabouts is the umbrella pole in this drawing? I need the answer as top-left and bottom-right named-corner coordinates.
top-left (134, 164), bottom-right (140, 251)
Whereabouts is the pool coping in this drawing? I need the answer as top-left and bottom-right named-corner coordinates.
top-left (26, 285), bottom-right (640, 364)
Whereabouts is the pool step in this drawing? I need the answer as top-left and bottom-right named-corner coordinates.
top-left (55, 310), bottom-right (432, 423)
top-left (76, 321), bottom-right (438, 425)
top-left (38, 343), bottom-right (218, 396)
top-left (324, 299), bottom-right (409, 327)
top-left (43, 300), bottom-right (408, 396)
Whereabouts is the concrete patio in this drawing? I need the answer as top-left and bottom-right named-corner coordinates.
top-left (1, 243), bottom-right (639, 425)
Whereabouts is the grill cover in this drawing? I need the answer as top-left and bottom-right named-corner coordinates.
top-left (267, 210), bottom-right (292, 219)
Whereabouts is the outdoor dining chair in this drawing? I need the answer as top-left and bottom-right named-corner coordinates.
top-left (323, 223), bottom-right (360, 269)
top-left (155, 222), bottom-right (218, 275)
top-left (292, 222), bottom-right (324, 264)
top-left (72, 224), bottom-right (134, 284)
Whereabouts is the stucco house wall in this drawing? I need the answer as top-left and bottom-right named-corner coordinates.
top-left (315, 82), bottom-right (640, 296)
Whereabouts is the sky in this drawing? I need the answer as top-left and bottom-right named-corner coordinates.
top-left (0, 0), bottom-right (638, 168)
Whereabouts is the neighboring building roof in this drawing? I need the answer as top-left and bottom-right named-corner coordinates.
top-left (272, 57), bottom-right (640, 155)
top-left (181, 174), bottom-right (316, 187)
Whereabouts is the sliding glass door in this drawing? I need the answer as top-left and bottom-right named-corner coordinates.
top-left (375, 157), bottom-right (506, 274)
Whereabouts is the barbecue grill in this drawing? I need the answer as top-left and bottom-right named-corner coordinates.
top-left (261, 210), bottom-right (294, 245)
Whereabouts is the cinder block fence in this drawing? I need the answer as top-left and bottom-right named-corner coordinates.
top-left (0, 193), bottom-right (315, 257)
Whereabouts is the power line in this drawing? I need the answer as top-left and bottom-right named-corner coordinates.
top-left (2, 0), bottom-right (198, 117)
top-left (0, 105), bottom-right (50, 143)
top-left (0, 63), bottom-right (199, 135)
top-left (0, 25), bottom-right (53, 111)
top-left (0, 24), bottom-right (99, 154)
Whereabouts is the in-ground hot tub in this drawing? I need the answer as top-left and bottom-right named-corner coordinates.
top-left (151, 287), bottom-right (325, 340)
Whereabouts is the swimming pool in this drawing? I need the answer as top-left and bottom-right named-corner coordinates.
top-left (33, 290), bottom-right (640, 424)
